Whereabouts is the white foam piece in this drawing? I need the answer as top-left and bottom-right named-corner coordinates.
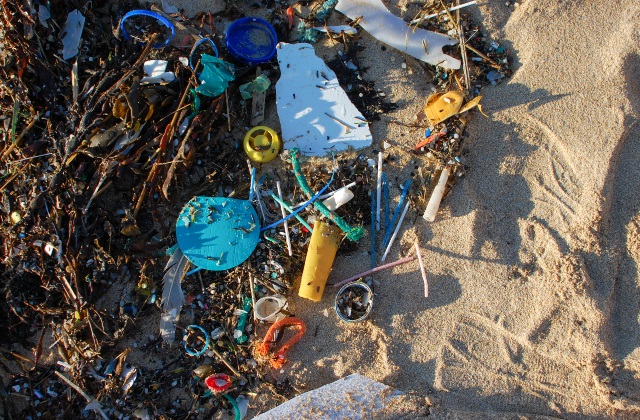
top-left (336, 0), bottom-right (460, 69)
top-left (276, 43), bottom-right (373, 156)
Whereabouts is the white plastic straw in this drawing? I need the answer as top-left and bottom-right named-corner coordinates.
top-left (381, 201), bottom-right (410, 261)
top-left (410, 1), bottom-right (478, 25)
top-left (276, 181), bottom-right (293, 257)
top-left (376, 152), bottom-right (383, 231)
top-left (414, 241), bottom-right (428, 297)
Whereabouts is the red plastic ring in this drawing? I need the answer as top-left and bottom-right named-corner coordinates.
top-left (205, 373), bottom-right (232, 392)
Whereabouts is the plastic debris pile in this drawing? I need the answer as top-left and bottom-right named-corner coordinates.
top-left (0, 0), bottom-right (511, 418)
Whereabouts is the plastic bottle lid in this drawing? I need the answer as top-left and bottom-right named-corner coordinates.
top-left (205, 373), bottom-right (231, 392)
top-left (226, 17), bottom-right (278, 65)
top-left (243, 126), bottom-right (281, 163)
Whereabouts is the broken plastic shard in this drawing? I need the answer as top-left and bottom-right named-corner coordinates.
top-left (38, 5), bottom-right (51, 28)
top-left (276, 43), bottom-right (372, 155)
top-left (141, 60), bottom-right (175, 84)
top-left (61, 10), bottom-right (85, 60)
top-left (195, 54), bottom-right (235, 98)
top-left (239, 75), bottom-right (271, 100)
top-left (161, 0), bottom-right (179, 14)
top-left (335, 0), bottom-right (460, 69)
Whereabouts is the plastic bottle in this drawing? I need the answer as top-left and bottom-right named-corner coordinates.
top-left (298, 221), bottom-right (341, 301)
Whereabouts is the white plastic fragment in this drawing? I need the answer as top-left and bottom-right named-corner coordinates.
top-left (423, 167), bottom-right (450, 222)
top-left (313, 25), bottom-right (357, 35)
top-left (38, 5), bottom-right (51, 28)
top-left (161, 0), bottom-right (180, 14)
top-left (61, 10), bottom-right (85, 60)
top-left (322, 186), bottom-right (354, 211)
top-left (335, 0), bottom-right (460, 69)
top-left (276, 43), bottom-right (372, 155)
top-left (142, 60), bottom-right (176, 84)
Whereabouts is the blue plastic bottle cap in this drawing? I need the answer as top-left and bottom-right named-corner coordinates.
top-left (226, 17), bottom-right (278, 65)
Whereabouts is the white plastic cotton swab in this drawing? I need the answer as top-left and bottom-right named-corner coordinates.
top-left (276, 181), bottom-right (293, 257)
top-left (381, 201), bottom-right (410, 262)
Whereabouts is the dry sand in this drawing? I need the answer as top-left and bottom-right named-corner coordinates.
top-left (67, 0), bottom-right (640, 417)
top-left (246, 0), bottom-right (640, 418)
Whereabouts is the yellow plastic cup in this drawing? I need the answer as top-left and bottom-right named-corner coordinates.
top-left (298, 221), bottom-right (342, 302)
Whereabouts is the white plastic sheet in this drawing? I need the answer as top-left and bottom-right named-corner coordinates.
top-left (336, 0), bottom-right (460, 69)
top-left (276, 42), bottom-right (372, 156)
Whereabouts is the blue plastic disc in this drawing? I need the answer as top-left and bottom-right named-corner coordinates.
top-left (226, 17), bottom-right (278, 65)
top-left (176, 197), bottom-right (260, 271)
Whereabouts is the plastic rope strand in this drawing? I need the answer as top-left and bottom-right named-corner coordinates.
top-left (289, 149), bottom-right (365, 241)
top-left (258, 317), bottom-right (306, 369)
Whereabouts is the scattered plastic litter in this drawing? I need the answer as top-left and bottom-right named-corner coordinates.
top-left (141, 60), bottom-right (175, 84)
top-left (205, 373), bottom-right (232, 392)
top-left (276, 43), bottom-right (373, 155)
top-left (243, 126), bottom-right (280, 163)
top-left (335, 282), bottom-right (373, 322)
top-left (336, 0), bottom-right (461, 69)
top-left (298, 221), bottom-right (342, 302)
top-left (119, 10), bottom-right (175, 48)
top-left (195, 54), bottom-right (235, 98)
top-left (239, 74), bottom-right (271, 100)
top-left (226, 17), bottom-right (278, 65)
top-left (176, 197), bottom-right (260, 270)
top-left (61, 10), bottom-right (85, 60)
top-left (421, 90), bottom-right (484, 127)
top-left (423, 167), bottom-right (451, 222)
top-left (255, 295), bottom-right (288, 322)
top-left (258, 317), bottom-right (306, 368)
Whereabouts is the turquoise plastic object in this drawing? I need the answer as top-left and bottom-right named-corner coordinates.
top-left (226, 17), bottom-right (278, 65)
top-left (195, 54), bottom-right (235, 98)
top-left (176, 197), bottom-right (260, 271)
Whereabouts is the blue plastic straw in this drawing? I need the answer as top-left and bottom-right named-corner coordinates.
top-left (370, 189), bottom-right (376, 269)
top-left (382, 173), bottom-right (390, 232)
top-left (248, 167), bottom-right (256, 202)
top-left (260, 170), bottom-right (334, 232)
top-left (382, 179), bottom-right (412, 249)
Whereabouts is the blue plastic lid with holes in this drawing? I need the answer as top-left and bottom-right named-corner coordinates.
top-left (176, 197), bottom-right (260, 271)
top-left (226, 17), bottom-right (278, 65)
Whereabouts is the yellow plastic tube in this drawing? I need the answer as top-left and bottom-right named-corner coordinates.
top-left (298, 221), bottom-right (342, 302)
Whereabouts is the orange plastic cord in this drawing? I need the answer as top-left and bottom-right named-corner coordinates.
top-left (258, 317), bottom-right (306, 369)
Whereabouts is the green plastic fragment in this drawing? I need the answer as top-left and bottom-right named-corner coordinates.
top-left (239, 74), bottom-right (271, 100)
top-left (195, 54), bottom-right (235, 98)
top-left (235, 296), bottom-right (252, 344)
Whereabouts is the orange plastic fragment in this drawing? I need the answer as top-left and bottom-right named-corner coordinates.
top-left (258, 317), bottom-right (306, 369)
top-left (286, 7), bottom-right (294, 30)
